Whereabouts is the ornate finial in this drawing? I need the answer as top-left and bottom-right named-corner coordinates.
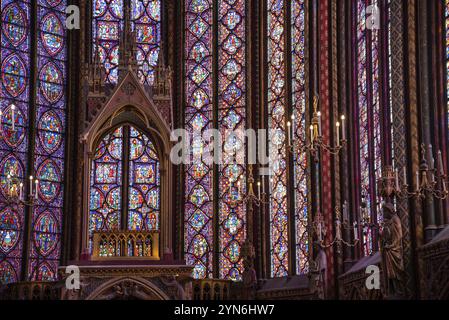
top-left (335, 205), bottom-right (341, 221)
top-left (152, 46), bottom-right (172, 96)
top-left (118, 3), bottom-right (138, 79)
top-left (313, 95), bottom-right (319, 113)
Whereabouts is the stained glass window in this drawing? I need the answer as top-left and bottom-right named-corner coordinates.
top-left (184, 0), bottom-right (249, 281)
top-left (92, 0), bottom-right (161, 85)
top-left (183, 0), bottom-right (308, 280)
top-left (267, 0), bottom-right (289, 277)
top-left (92, 0), bottom-right (124, 84)
top-left (128, 127), bottom-right (160, 231)
top-left (184, 0), bottom-right (214, 280)
top-left (131, 0), bottom-right (161, 86)
top-left (29, 0), bottom-right (67, 281)
top-left (291, 0), bottom-right (308, 275)
top-left (0, 0), bottom-right (31, 285)
top-left (88, 125), bottom-right (160, 249)
top-left (0, 0), bottom-right (67, 284)
top-left (218, 0), bottom-right (246, 281)
top-left (356, 0), bottom-right (381, 256)
top-left (89, 128), bottom-right (123, 247)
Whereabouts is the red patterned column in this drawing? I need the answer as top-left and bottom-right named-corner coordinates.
top-left (318, 0), bottom-right (335, 296)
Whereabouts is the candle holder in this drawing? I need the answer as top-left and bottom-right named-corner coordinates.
top-left (287, 96), bottom-right (347, 163)
top-left (312, 206), bottom-right (359, 249)
top-left (0, 104), bottom-right (19, 135)
top-left (393, 144), bottom-right (448, 200)
top-left (357, 195), bottom-right (382, 239)
top-left (3, 175), bottom-right (38, 208)
top-left (227, 165), bottom-right (268, 208)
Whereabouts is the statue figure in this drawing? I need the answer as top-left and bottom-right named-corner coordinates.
top-left (380, 202), bottom-right (405, 298)
top-left (241, 241), bottom-right (257, 300)
top-left (309, 244), bottom-right (327, 299)
top-left (160, 275), bottom-right (186, 300)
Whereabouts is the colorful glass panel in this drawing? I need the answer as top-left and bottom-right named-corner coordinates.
top-left (92, 0), bottom-right (124, 84)
top-left (217, 0), bottom-right (246, 282)
top-left (128, 127), bottom-right (161, 231)
top-left (356, 0), bottom-right (381, 256)
top-left (0, 0), bottom-right (30, 284)
top-left (292, 0), bottom-right (308, 275)
top-left (89, 125), bottom-right (161, 248)
top-left (131, 0), bottom-right (161, 86)
top-left (267, 0), bottom-right (289, 277)
top-left (28, 0), bottom-right (67, 281)
top-left (89, 128), bottom-right (123, 249)
top-left (184, 0), bottom-right (214, 280)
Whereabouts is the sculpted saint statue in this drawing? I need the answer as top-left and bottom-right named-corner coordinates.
top-left (241, 241), bottom-right (257, 300)
top-left (380, 202), bottom-right (405, 298)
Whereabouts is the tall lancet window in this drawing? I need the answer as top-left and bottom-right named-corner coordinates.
top-left (0, 0), bottom-right (68, 284)
top-left (267, 0), bottom-right (289, 277)
top-left (265, 0), bottom-right (308, 278)
top-left (183, 0), bottom-right (307, 280)
top-left (88, 125), bottom-right (161, 249)
top-left (355, 0), bottom-right (382, 256)
top-left (184, 0), bottom-right (247, 281)
top-left (217, 0), bottom-right (247, 281)
top-left (291, 0), bottom-right (308, 275)
top-left (184, 0), bottom-right (214, 280)
top-left (92, 0), bottom-right (161, 85)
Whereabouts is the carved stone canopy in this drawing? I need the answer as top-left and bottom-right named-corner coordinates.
top-left (81, 70), bottom-right (172, 154)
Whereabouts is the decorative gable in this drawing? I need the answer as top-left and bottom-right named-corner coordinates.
top-left (83, 69), bottom-right (173, 142)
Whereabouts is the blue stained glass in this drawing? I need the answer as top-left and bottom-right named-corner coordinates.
top-left (28, 0), bottom-right (67, 281)
top-left (0, 0), bottom-right (31, 284)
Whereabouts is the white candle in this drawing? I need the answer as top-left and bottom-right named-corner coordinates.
top-left (336, 122), bottom-right (340, 147)
top-left (287, 121), bottom-right (291, 145)
top-left (429, 144), bottom-right (435, 169)
top-left (19, 182), bottom-right (23, 200)
top-left (336, 220), bottom-right (342, 241)
top-left (310, 125), bottom-right (314, 148)
top-left (353, 222), bottom-right (359, 241)
top-left (395, 170), bottom-right (400, 191)
top-left (257, 181), bottom-right (261, 198)
top-left (291, 120), bottom-right (294, 142)
top-left (317, 111), bottom-right (322, 136)
top-left (438, 151), bottom-right (444, 175)
top-left (291, 115), bottom-right (296, 142)
top-left (416, 171), bottom-right (420, 192)
top-left (341, 115), bottom-right (346, 141)
top-left (262, 178), bottom-right (265, 195)
top-left (343, 201), bottom-right (348, 221)
top-left (11, 105), bottom-right (15, 132)
top-left (317, 222), bottom-right (322, 242)
top-left (403, 167), bottom-right (407, 186)
top-left (29, 176), bottom-right (33, 196)
top-left (6, 174), bottom-right (11, 193)
top-left (35, 179), bottom-right (39, 199)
